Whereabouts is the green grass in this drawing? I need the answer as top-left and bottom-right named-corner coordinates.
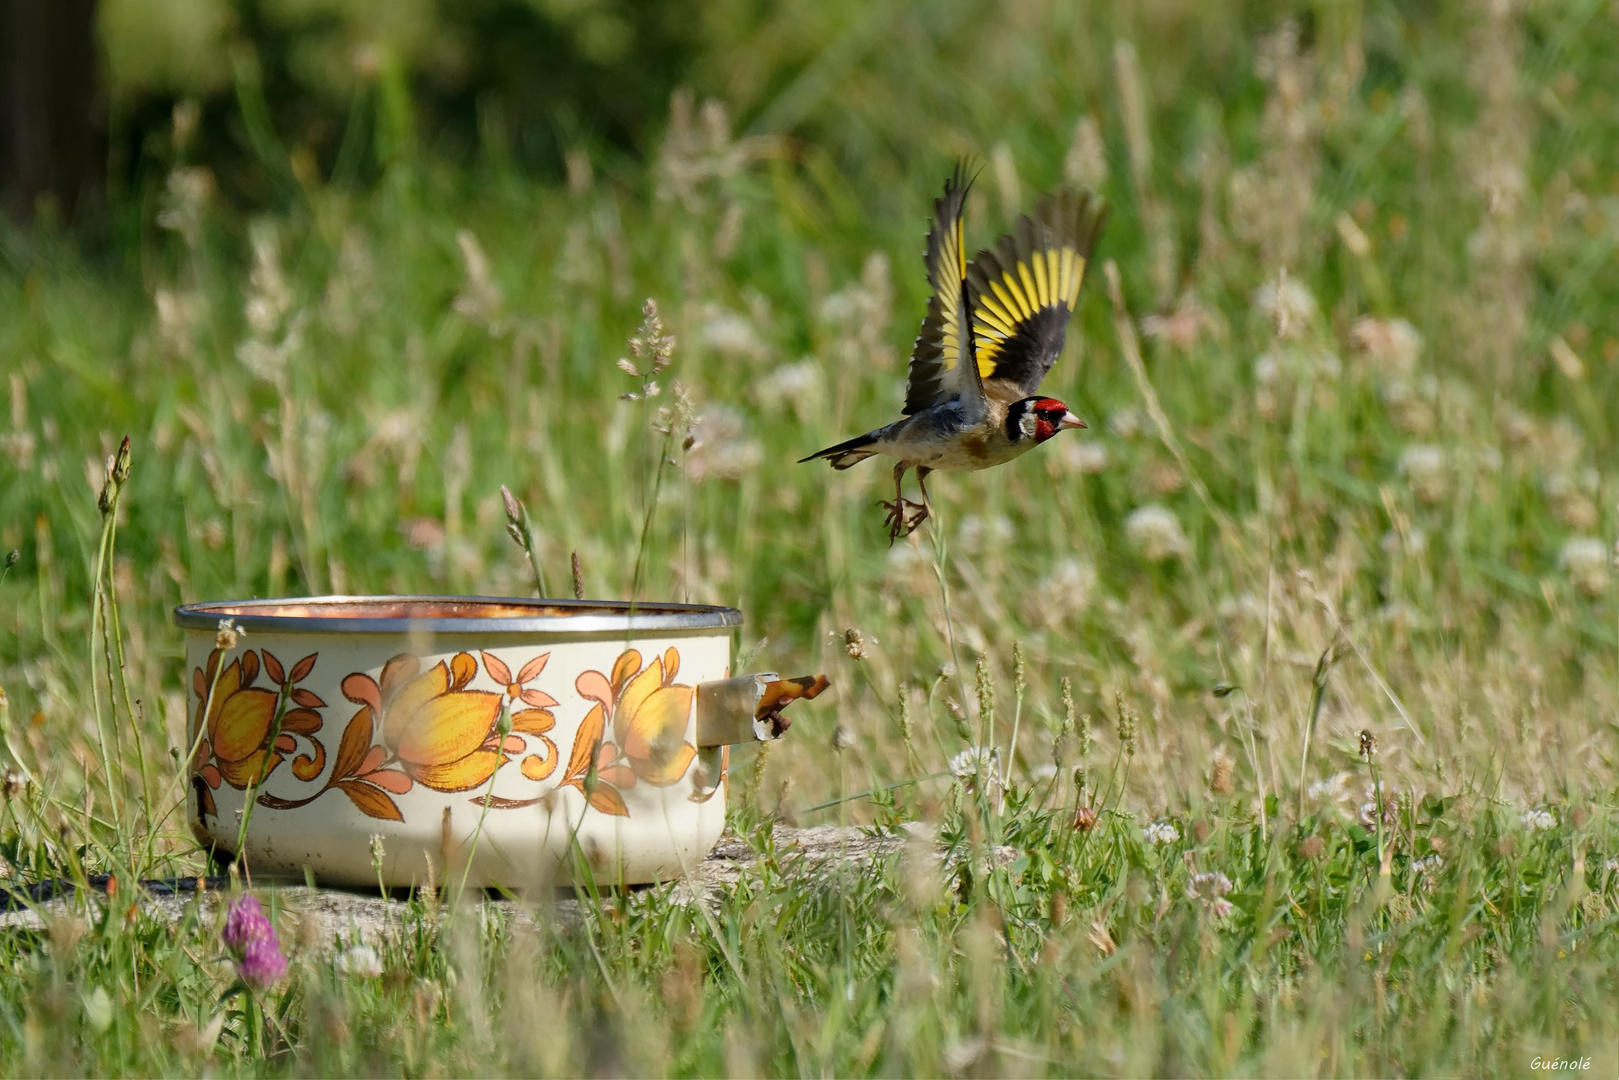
top-left (3, 0), bottom-right (1619, 1073)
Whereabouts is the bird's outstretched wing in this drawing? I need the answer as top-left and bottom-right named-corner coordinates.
top-left (966, 188), bottom-right (1107, 404)
top-left (903, 164), bottom-right (980, 416)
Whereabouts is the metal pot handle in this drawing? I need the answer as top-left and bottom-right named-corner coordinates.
top-left (694, 673), bottom-right (830, 747)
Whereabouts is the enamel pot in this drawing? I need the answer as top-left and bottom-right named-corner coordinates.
top-left (173, 597), bottom-right (828, 888)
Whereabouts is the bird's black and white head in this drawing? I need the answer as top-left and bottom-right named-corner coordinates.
top-left (1005, 396), bottom-right (1086, 445)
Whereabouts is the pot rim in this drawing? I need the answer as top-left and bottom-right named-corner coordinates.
top-left (173, 595), bottom-right (744, 636)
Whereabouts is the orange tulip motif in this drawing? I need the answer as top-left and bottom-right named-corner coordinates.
top-left (340, 652), bottom-right (518, 793)
top-left (189, 644), bottom-right (698, 825)
top-left (557, 647), bottom-right (698, 816)
top-left (191, 648), bottom-right (324, 819)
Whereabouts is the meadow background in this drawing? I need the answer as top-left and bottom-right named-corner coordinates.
top-left (1, 0), bottom-right (1618, 1074)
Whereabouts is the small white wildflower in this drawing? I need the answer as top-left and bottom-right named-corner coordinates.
top-left (1349, 316), bottom-right (1422, 379)
top-left (753, 359), bottom-right (824, 410)
top-left (684, 405), bottom-right (762, 482)
top-left (334, 944), bottom-right (383, 978)
top-left (1253, 351), bottom-right (1283, 386)
top-left (1187, 871), bottom-right (1234, 917)
top-left (1603, 857), bottom-right (1619, 874)
top-left (949, 747), bottom-right (1001, 781)
top-left (1060, 439), bottom-right (1110, 474)
top-left (1398, 445), bottom-right (1447, 503)
top-left (957, 514), bottom-right (1013, 555)
top-left (1124, 505), bottom-right (1190, 562)
top-left (1144, 820), bottom-right (1181, 846)
top-left (1381, 528), bottom-right (1427, 556)
top-left (1358, 794), bottom-right (1398, 828)
top-left (1559, 538), bottom-right (1610, 597)
top-left (1411, 855), bottom-right (1444, 876)
top-left (1252, 277), bottom-right (1318, 338)
top-left (1107, 409), bottom-right (1145, 440)
top-left (1521, 808), bottom-right (1557, 833)
top-left (698, 307), bottom-right (766, 360)
top-left (1027, 558), bottom-right (1096, 626)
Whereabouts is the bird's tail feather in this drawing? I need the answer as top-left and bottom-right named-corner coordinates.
top-left (799, 430), bottom-right (881, 470)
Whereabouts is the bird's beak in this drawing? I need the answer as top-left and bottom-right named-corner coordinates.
top-left (1059, 411), bottom-right (1087, 431)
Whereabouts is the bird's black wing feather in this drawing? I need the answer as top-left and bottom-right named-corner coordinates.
top-left (966, 188), bottom-right (1107, 404)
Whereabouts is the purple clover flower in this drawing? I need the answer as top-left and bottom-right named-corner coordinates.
top-left (239, 934), bottom-right (289, 989)
top-left (223, 894), bottom-right (288, 989)
top-left (222, 895), bottom-right (271, 951)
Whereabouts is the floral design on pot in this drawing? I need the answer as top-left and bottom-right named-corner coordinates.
top-left (555, 647), bottom-right (697, 817)
top-left (479, 651), bottom-right (560, 782)
top-left (341, 652), bottom-right (519, 793)
top-left (191, 648), bottom-right (324, 819)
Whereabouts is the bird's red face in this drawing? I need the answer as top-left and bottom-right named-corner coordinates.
top-left (1031, 398), bottom-right (1086, 443)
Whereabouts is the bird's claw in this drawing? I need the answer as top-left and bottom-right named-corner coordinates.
top-left (879, 498), bottom-right (929, 543)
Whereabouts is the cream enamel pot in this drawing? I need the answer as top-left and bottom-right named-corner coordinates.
top-left (174, 596), bottom-right (827, 888)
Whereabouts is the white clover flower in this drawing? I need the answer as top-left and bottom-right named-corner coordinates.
top-left (1604, 857), bottom-right (1619, 875)
top-left (958, 514), bottom-right (1013, 554)
top-left (1349, 316), bottom-right (1422, 379)
top-left (753, 359), bottom-right (824, 410)
top-left (1559, 538), bottom-right (1610, 597)
top-left (1398, 445), bottom-right (1447, 503)
top-left (1144, 820), bottom-right (1181, 846)
top-left (1187, 871), bottom-right (1234, 917)
top-left (1411, 855), bottom-right (1444, 876)
top-left (334, 944), bottom-right (383, 978)
top-left (698, 306), bottom-right (766, 359)
top-left (1252, 277), bottom-right (1318, 337)
top-left (1521, 808), bottom-right (1557, 832)
top-left (949, 747), bottom-right (1001, 781)
top-left (1055, 438), bottom-right (1109, 474)
top-left (1028, 558), bottom-right (1095, 627)
top-left (1125, 505), bottom-right (1190, 562)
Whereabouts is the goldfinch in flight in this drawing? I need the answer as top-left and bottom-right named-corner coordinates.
top-left (800, 165), bottom-right (1107, 540)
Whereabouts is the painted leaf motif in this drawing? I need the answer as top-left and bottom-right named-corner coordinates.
top-left (588, 785), bottom-right (629, 817)
top-left (289, 653), bottom-right (317, 682)
top-left (511, 708), bottom-right (554, 734)
top-left (262, 651), bottom-right (286, 685)
top-left (516, 653), bottom-right (549, 684)
top-left (340, 673), bottom-right (381, 714)
top-left (280, 708), bottom-right (323, 735)
top-left (617, 683), bottom-right (693, 759)
top-left (336, 781), bottom-right (405, 822)
top-left (520, 744), bottom-right (558, 781)
top-left (291, 688), bottom-right (326, 709)
top-left (239, 650), bottom-right (260, 686)
top-left (192, 665), bottom-right (205, 699)
top-left (449, 652), bottom-right (478, 691)
top-left (357, 746), bottom-right (386, 776)
top-left (663, 647), bottom-right (679, 683)
top-left (358, 768), bottom-right (412, 794)
top-left (575, 670), bottom-right (613, 708)
top-left (331, 707), bottom-right (375, 780)
top-left (481, 651), bottom-right (513, 686)
top-left (519, 688), bottom-right (559, 709)
top-left (291, 740), bottom-right (326, 781)
top-left (565, 703), bottom-right (605, 782)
